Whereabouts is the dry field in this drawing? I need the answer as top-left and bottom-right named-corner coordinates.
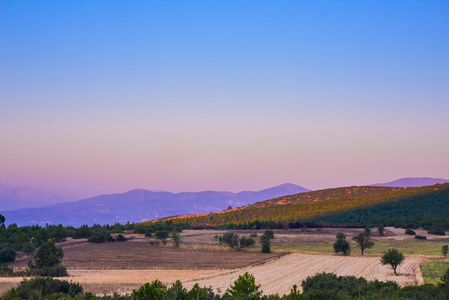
top-left (1, 227), bottom-right (435, 296)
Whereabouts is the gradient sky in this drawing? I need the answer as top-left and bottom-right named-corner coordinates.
top-left (1, 1), bottom-right (448, 198)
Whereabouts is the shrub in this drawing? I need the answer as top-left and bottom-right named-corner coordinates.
top-left (2, 277), bottom-right (82, 299)
top-left (0, 245), bottom-right (16, 263)
top-left (21, 243), bottom-right (35, 253)
top-left (155, 230), bottom-right (170, 245)
top-left (428, 228), bottom-right (446, 236)
top-left (405, 228), bottom-right (416, 235)
top-left (260, 230), bottom-right (274, 253)
top-left (171, 231), bottom-right (181, 248)
top-left (116, 234), bottom-right (126, 242)
top-left (0, 263), bottom-right (13, 276)
top-left (415, 235), bottom-right (427, 240)
top-left (217, 232), bottom-right (255, 251)
top-left (88, 229), bottom-right (113, 243)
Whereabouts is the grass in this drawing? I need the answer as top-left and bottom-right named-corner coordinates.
top-left (271, 243), bottom-right (333, 254)
top-left (270, 238), bottom-right (449, 256)
top-left (365, 238), bottom-right (449, 256)
top-left (420, 260), bottom-right (449, 285)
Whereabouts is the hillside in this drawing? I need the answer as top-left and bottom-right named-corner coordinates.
top-left (0, 183), bottom-right (310, 227)
top-left (370, 177), bottom-right (449, 188)
top-left (161, 183), bottom-right (449, 229)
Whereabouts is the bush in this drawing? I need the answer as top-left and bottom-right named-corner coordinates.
top-left (217, 232), bottom-right (255, 251)
top-left (2, 277), bottom-right (82, 299)
top-left (116, 234), bottom-right (126, 242)
top-left (88, 229), bottom-right (113, 243)
top-left (0, 263), bottom-right (13, 276)
top-left (21, 243), bottom-right (35, 253)
top-left (428, 228), bottom-right (446, 236)
top-left (415, 235), bottom-right (427, 240)
top-left (155, 230), bottom-right (170, 245)
top-left (0, 245), bottom-right (16, 263)
top-left (405, 228), bottom-right (416, 235)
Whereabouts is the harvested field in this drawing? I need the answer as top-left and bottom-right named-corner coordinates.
top-left (183, 253), bottom-right (423, 296)
top-left (62, 243), bottom-right (283, 270)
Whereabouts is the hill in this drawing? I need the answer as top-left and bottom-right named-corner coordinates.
top-left (160, 183), bottom-right (449, 229)
top-left (369, 177), bottom-right (449, 188)
top-left (0, 183), bottom-right (310, 227)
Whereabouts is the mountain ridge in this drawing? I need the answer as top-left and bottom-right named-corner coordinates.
top-left (0, 183), bottom-right (310, 227)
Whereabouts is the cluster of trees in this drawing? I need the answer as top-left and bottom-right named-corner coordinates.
top-left (3, 270), bottom-right (449, 299)
top-left (214, 231), bottom-right (274, 253)
top-left (0, 214), bottom-right (185, 266)
top-left (152, 183), bottom-right (449, 232)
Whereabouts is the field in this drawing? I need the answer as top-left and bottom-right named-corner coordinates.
top-left (1, 227), bottom-right (447, 296)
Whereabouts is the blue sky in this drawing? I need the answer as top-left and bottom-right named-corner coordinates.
top-left (1, 1), bottom-right (448, 196)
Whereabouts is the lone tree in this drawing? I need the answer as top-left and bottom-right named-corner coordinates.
top-left (333, 233), bottom-right (351, 256)
top-left (260, 230), bottom-right (275, 253)
top-left (381, 248), bottom-right (405, 275)
top-left (227, 272), bottom-right (262, 298)
top-left (443, 245), bottom-right (448, 258)
top-left (155, 230), bottom-right (170, 245)
top-left (216, 232), bottom-right (255, 251)
top-left (353, 227), bottom-right (374, 255)
top-left (171, 231), bottom-right (182, 248)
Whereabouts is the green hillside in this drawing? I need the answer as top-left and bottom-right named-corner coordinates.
top-left (158, 183), bottom-right (449, 230)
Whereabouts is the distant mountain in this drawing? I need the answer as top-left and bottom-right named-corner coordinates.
top-left (0, 184), bottom-right (70, 211)
top-left (0, 183), bottom-right (310, 227)
top-left (369, 177), bottom-right (449, 188)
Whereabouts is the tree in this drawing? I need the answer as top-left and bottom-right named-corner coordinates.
top-left (155, 230), bottom-right (170, 245)
top-left (443, 245), bottom-right (448, 258)
top-left (227, 272), bottom-right (262, 298)
top-left (352, 227), bottom-right (374, 255)
top-left (378, 225), bottom-right (385, 236)
top-left (171, 231), bottom-right (181, 248)
top-left (260, 230), bottom-right (274, 253)
top-left (438, 268), bottom-right (449, 289)
top-left (217, 232), bottom-right (255, 251)
top-left (33, 241), bottom-right (64, 269)
top-left (116, 234), bottom-right (126, 242)
top-left (333, 233), bottom-right (351, 256)
top-left (381, 248), bottom-right (404, 275)
top-left (0, 245), bottom-right (16, 263)
top-left (0, 214), bottom-right (5, 227)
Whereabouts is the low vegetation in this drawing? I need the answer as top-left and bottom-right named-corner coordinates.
top-left (2, 270), bottom-right (449, 299)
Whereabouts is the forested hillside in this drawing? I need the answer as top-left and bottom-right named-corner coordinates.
top-left (155, 184), bottom-right (449, 230)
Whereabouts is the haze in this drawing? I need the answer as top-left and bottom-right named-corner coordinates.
top-left (1, 1), bottom-right (448, 199)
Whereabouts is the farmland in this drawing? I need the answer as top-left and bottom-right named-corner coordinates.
top-left (2, 227), bottom-right (445, 296)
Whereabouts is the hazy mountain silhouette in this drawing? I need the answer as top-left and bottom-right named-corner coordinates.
top-left (369, 177), bottom-right (449, 188)
top-left (0, 184), bottom-right (71, 211)
top-left (1, 183), bottom-right (310, 227)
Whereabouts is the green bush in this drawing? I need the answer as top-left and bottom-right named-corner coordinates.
top-left (2, 277), bottom-right (82, 299)
top-left (21, 243), bottom-right (35, 253)
top-left (116, 234), bottom-right (126, 242)
top-left (415, 235), bottom-right (427, 240)
top-left (0, 245), bottom-right (16, 263)
top-left (405, 228), bottom-right (416, 235)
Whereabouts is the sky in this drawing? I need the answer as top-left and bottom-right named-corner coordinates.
top-left (1, 1), bottom-right (448, 198)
